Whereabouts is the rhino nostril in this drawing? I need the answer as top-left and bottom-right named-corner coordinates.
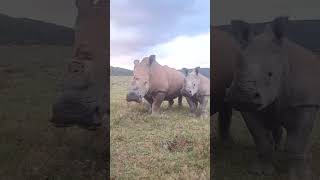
top-left (254, 92), bottom-right (260, 99)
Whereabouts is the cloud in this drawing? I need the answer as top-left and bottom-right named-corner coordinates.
top-left (111, 32), bottom-right (210, 70)
top-left (110, 0), bottom-right (210, 57)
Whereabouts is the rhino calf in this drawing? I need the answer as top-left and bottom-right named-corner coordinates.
top-left (126, 55), bottom-right (184, 114)
top-left (181, 67), bottom-right (210, 116)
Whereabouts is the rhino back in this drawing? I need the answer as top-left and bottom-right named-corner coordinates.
top-left (212, 29), bottom-right (241, 103)
top-left (283, 39), bottom-right (320, 107)
top-left (164, 66), bottom-right (184, 98)
top-left (149, 62), bottom-right (169, 93)
top-left (199, 74), bottom-right (210, 96)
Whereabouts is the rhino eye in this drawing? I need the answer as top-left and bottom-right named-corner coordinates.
top-left (268, 72), bottom-right (273, 77)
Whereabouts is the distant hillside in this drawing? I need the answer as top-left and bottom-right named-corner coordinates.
top-left (111, 67), bottom-right (133, 76)
top-left (0, 13), bottom-right (74, 45)
top-left (215, 19), bottom-right (320, 51)
top-left (111, 66), bottom-right (210, 78)
top-left (179, 68), bottom-right (210, 78)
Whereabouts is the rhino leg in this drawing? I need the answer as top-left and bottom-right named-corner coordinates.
top-left (186, 96), bottom-right (197, 114)
top-left (241, 111), bottom-right (275, 176)
top-left (272, 125), bottom-right (283, 151)
top-left (178, 95), bottom-right (183, 107)
top-left (218, 104), bottom-right (233, 143)
top-left (144, 96), bottom-right (153, 113)
top-left (168, 99), bottom-right (174, 109)
top-left (151, 92), bottom-right (166, 114)
top-left (196, 96), bottom-right (209, 117)
top-left (284, 107), bottom-right (316, 180)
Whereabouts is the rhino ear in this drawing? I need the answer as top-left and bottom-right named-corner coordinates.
top-left (231, 20), bottom-right (253, 48)
top-left (271, 16), bottom-right (289, 44)
top-left (149, 55), bottom-right (156, 66)
top-left (195, 67), bottom-right (200, 76)
top-left (134, 60), bottom-right (139, 66)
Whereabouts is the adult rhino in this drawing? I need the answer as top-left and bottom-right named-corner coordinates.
top-left (181, 67), bottom-right (210, 116)
top-left (126, 55), bottom-right (184, 114)
top-left (211, 28), bottom-right (283, 145)
top-left (226, 16), bottom-right (320, 179)
top-left (50, 0), bottom-right (109, 130)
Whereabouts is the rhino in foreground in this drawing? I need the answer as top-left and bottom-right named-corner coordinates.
top-left (181, 67), bottom-right (210, 116)
top-left (212, 27), bottom-right (283, 143)
top-left (225, 16), bottom-right (320, 179)
top-left (50, 0), bottom-right (108, 130)
top-left (126, 55), bottom-right (184, 114)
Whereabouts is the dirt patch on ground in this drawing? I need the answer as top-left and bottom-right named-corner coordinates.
top-left (162, 136), bottom-right (193, 152)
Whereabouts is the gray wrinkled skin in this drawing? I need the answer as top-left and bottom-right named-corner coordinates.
top-left (182, 67), bottom-right (210, 116)
top-left (226, 16), bottom-right (320, 179)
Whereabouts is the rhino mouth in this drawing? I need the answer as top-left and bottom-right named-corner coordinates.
top-left (181, 89), bottom-right (193, 97)
top-left (50, 98), bottom-right (102, 130)
top-left (126, 92), bottom-right (142, 103)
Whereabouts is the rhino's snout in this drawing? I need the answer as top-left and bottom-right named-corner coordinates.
top-left (225, 84), bottom-right (263, 111)
top-left (50, 95), bottom-right (101, 130)
top-left (126, 91), bottom-right (142, 103)
top-left (181, 89), bottom-right (193, 97)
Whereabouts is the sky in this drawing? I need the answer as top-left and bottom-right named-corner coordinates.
top-left (0, 0), bottom-right (319, 70)
top-left (110, 0), bottom-right (210, 70)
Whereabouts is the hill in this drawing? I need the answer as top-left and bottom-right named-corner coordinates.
top-left (215, 19), bottom-right (320, 51)
top-left (0, 13), bottom-right (74, 45)
top-left (111, 66), bottom-right (210, 78)
top-left (179, 68), bottom-right (210, 78)
top-left (110, 66), bottom-right (133, 76)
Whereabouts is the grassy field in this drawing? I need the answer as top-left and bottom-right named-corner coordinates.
top-left (213, 110), bottom-right (320, 180)
top-left (110, 76), bottom-right (210, 179)
top-left (0, 46), bottom-right (106, 180)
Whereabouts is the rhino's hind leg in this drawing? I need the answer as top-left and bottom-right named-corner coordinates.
top-left (284, 107), bottom-right (316, 180)
top-left (178, 95), bottom-right (183, 107)
top-left (241, 112), bottom-right (275, 176)
top-left (151, 92), bottom-right (166, 114)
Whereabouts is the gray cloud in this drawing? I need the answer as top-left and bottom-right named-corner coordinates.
top-left (111, 0), bottom-right (210, 56)
top-left (212, 0), bottom-right (320, 25)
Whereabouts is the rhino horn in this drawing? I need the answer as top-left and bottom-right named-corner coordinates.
top-left (149, 55), bottom-right (156, 66)
top-left (195, 67), bottom-right (200, 75)
top-left (231, 19), bottom-right (253, 48)
top-left (271, 16), bottom-right (289, 44)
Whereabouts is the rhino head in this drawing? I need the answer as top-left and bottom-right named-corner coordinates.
top-left (225, 16), bottom-right (289, 111)
top-left (181, 67), bottom-right (201, 97)
top-left (126, 55), bottom-right (156, 103)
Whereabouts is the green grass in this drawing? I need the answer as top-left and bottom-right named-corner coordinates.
top-left (213, 110), bottom-right (320, 180)
top-left (0, 45), bottom-right (106, 180)
top-left (110, 76), bottom-right (210, 179)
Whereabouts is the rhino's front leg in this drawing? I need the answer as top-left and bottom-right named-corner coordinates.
top-left (144, 96), bottom-right (153, 113)
top-left (284, 107), bottom-right (316, 180)
top-left (196, 96), bottom-right (209, 117)
top-left (151, 92), bottom-right (166, 114)
top-left (218, 104), bottom-right (233, 143)
top-left (241, 111), bottom-right (275, 176)
top-left (178, 95), bottom-right (183, 107)
top-left (185, 96), bottom-right (197, 114)
top-left (168, 99), bottom-right (174, 109)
